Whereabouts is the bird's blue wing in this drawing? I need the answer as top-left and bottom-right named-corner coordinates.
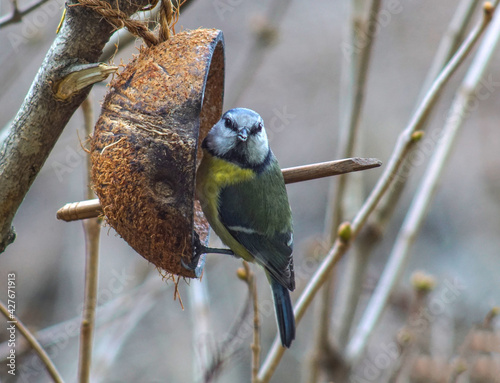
top-left (218, 160), bottom-right (295, 290)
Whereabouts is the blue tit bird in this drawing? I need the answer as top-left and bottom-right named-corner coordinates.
top-left (196, 107), bottom-right (296, 348)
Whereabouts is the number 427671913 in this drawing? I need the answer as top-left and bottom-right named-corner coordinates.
top-left (7, 273), bottom-right (15, 319)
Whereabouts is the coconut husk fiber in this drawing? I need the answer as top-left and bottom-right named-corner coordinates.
top-left (91, 28), bottom-right (225, 278)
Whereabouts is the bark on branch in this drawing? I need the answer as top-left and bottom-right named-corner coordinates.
top-left (0, 0), bottom-right (153, 253)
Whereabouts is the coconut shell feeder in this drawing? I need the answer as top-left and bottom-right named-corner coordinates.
top-left (91, 28), bottom-right (225, 279)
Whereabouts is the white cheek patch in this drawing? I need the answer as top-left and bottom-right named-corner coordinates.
top-left (246, 129), bottom-right (269, 165)
top-left (210, 125), bottom-right (237, 156)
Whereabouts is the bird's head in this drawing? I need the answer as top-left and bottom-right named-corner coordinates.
top-left (202, 108), bottom-right (270, 167)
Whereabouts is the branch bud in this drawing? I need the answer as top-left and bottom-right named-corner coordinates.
top-left (337, 221), bottom-right (352, 244)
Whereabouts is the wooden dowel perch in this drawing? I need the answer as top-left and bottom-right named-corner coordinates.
top-left (282, 157), bottom-right (380, 184)
top-left (58, 198), bottom-right (103, 221)
top-left (57, 157), bottom-right (381, 222)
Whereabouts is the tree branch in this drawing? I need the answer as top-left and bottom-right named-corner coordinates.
top-left (187, 272), bottom-right (212, 381)
top-left (77, 96), bottom-right (101, 383)
top-left (0, 0), bottom-right (154, 253)
top-left (345, 1), bottom-right (500, 364)
top-left (0, 0), bottom-right (51, 29)
top-left (333, 0), bottom-right (479, 361)
top-left (334, 5), bottom-right (481, 358)
top-left (325, 0), bottom-right (382, 354)
top-left (241, 263), bottom-right (261, 383)
top-left (363, 0), bottom-right (478, 242)
top-left (310, 0), bottom-right (382, 380)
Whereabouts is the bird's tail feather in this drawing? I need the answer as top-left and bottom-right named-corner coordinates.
top-left (270, 276), bottom-right (295, 348)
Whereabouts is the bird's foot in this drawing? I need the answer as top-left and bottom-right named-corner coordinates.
top-left (181, 233), bottom-right (236, 275)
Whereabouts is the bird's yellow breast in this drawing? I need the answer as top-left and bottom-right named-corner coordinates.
top-left (196, 152), bottom-right (255, 204)
top-left (196, 151), bottom-right (256, 261)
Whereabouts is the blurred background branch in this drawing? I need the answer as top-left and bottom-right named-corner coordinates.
top-left (309, 0), bottom-right (383, 380)
top-left (329, 0), bottom-right (480, 373)
top-left (77, 96), bottom-right (101, 383)
top-left (346, 2), bottom-right (500, 364)
top-left (0, 0), bottom-right (52, 28)
top-left (225, 0), bottom-right (292, 108)
top-left (258, 3), bottom-right (497, 381)
top-left (0, 300), bottom-right (64, 382)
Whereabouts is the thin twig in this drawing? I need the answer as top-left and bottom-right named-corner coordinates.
top-left (363, 0), bottom-right (478, 247)
top-left (325, 0), bottom-right (382, 242)
top-left (243, 262), bottom-right (260, 383)
top-left (0, 272), bottom-right (169, 361)
top-left (337, 3), bottom-right (481, 356)
top-left (345, 2), bottom-right (500, 364)
top-left (362, 0), bottom-right (478, 254)
top-left (324, 0), bottom-right (382, 357)
top-left (198, 263), bottom-right (261, 382)
top-left (226, 0), bottom-right (292, 107)
top-left (310, 0), bottom-right (382, 378)
top-left (201, 283), bottom-right (253, 382)
top-left (386, 331), bottom-right (413, 383)
top-left (90, 276), bottom-right (164, 382)
top-left (56, 158), bottom-right (382, 222)
top-left (78, 96), bottom-right (101, 383)
top-left (0, 300), bottom-right (64, 383)
top-left (483, 307), bottom-right (500, 328)
top-left (188, 273), bottom-right (212, 381)
top-left (416, 0), bottom-right (478, 105)
top-left (388, 273), bottom-right (435, 382)
top-left (82, 97), bottom-right (95, 200)
top-left (257, 5), bottom-right (496, 381)
top-left (0, 0), bottom-right (51, 29)
top-left (447, 362), bottom-right (467, 383)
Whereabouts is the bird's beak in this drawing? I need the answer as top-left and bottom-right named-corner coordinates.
top-left (237, 128), bottom-right (248, 142)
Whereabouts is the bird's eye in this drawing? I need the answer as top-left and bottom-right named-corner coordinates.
top-left (224, 117), bottom-right (236, 131)
top-left (255, 122), bottom-right (263, 133)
